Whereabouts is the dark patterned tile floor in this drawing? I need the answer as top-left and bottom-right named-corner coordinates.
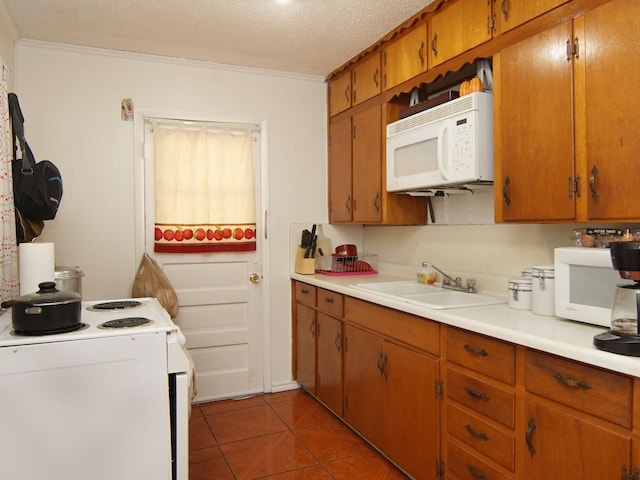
top-left (189, 389), bottom-right (409, 479)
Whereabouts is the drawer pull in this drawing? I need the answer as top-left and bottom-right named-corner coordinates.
top-left (301, 288), bottom-right (309, 294)
top-left (554, 372), bottom-right (592, 391)
top-left (465, 386), bottom-right (490, 401)
top-left (334, 332), bottom-right (341, 352)
top-left (464, 344), bottom-right (488, 357)
top-left (525, 418), bottom-right (537, 458)
top-left (465, 424), bottom-right (489, 441)
top-left (323, 297), bottom-right (335, 304)
top-left (466, 464), bottom-right (489, 479)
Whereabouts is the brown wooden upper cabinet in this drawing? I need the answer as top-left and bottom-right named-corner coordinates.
top-left (496, 0), bottom-right (640, 222)
top-left (352, 53), bottom-right (381, 106)
top-left (328, 70), bottom-right (351, 117)
top-left (428, 0), bottom-right (493, 68)
top-left (382, 23), bottom-right (428, 90)
top-left (496, 0), bottom-right (572, 33)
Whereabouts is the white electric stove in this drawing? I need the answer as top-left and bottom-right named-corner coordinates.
top-left (0, 297), bottom-right (191, 480)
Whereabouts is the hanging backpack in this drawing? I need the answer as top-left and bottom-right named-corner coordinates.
top-left (8, 93), bottom-right (63, 222)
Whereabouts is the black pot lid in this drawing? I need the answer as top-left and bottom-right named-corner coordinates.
top-left (19, 281), bottom-right (82, 305)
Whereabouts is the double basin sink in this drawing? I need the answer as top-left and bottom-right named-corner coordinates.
top-left (350, 281), bottom-right (505, 310)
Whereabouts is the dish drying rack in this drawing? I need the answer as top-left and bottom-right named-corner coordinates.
top-left (315, 253), bottom-right (378, 276)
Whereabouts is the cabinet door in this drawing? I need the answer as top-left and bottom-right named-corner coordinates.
top-left (352, 53), bottom-right (381, 106)
top-left (328, 70), bottom-right (351, 117)
top-left (524, 399), bottom-right (631, 479)
top-left (428, 0), bottom-right (492, 68)
top-left (582, 0), bottom-right (640, 220)
top-left (383, 341), bottom-right (440, 480)
top-left (316, 313), bottom-right (343, 416)
top-left (295, 304), bottom-right (316, 393)
top-left (498, 21), bottom-right (575, 221)
top-left (328, 116), bottom-right (353, 222)
top-left (352, 105), bottom-right (382, 223)
top-left (383, 24), bottom-right (428, 90)
top-left (497, 0), bottom-right (570, 33)
top-left (344, 324), bottom-right (385, 446)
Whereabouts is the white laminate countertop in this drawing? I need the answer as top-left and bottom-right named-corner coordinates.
top-left (291, 272), bottom-right (640, 378)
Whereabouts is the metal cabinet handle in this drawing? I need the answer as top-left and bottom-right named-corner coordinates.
top-left (309, 318), bottom-right (315, 337)
top-left (334, 331), bottom-right (341, 352)
top-left (418, 41), bottom-right (425, 66)
top-left (574, 36), bottom-right (580, 60)
top-left (376, 350), bottom-right (384, 374)
top-left (346, 195), bottom-right (352, 213)
top-left (526, 418), bottom-right (537, 457)
top-left (381, 353), bottom-right (388, 379)
top-left (464, 344), bottom-right (488, 357)
top-left (344, 85), bottom-right (350, 103)
top-left (323, 297), bottom-right (334, 304)
top-left (466, 464), bottom-right (489, 479)
top-left (465, 424), bottom-right (489, 441)
top-left (431, 33), bottom-right (438, 57)
top-left (501, 0), bottom-right (509, 21)
top-left (589, 165), bottom-right (600, 200)
top-left (465, 386), bottom-right (489, 401)
top-left (554, 372), bottom-right (592, 391)
top-left (373, 68), bottom-right (379, 88)
top-left (373, 192), bottom-right (380, 212)
top-left (301, 288), bottom-right (309, 294)
top-left (503, 176), bottom-right (511, 206)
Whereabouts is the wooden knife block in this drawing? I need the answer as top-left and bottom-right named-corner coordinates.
top-left (295, 247), bottom-right (315, 274)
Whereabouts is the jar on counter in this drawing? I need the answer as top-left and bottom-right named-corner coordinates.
top-left (508, 277), bottom-right (532, 311)
top-left (531, 265), bottom-right (555, 316)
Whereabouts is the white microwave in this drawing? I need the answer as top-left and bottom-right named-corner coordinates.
top-left (386, 91), bottom-right (494, 193)
top-left (554, 247), bottom-right (633, 327)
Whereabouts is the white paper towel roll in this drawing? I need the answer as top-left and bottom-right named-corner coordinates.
top-left (19, 242), bottom-right (55, 295)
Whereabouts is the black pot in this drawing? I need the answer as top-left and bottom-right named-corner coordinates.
top-left (1, 281), bottom-right (83, 334)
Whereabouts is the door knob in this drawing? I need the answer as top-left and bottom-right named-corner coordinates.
top-left (249, 273), bottom-right (261, 284)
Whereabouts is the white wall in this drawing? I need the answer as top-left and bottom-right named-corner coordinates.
top-left (14, 40), bottom-right (328, 390)
top-left (0, 0), bottom-right (17, 88)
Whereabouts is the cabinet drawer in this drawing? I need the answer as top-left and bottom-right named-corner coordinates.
top-left (446, 327), bottom-right (515, 385)
top-left (345, 297), bottom-right (439, 355)
top-left (524, 349), bottom-right (632, 428)
top-left (295, 281), bottom-right (316, 307)
top-left (446, 402), bottom-right (514, 471)
top-left (447, 440), bottom-right (512, 480)
top-left (317, 288), bottom-right (343, 318)
top-left (446, 367), bottom-right (515, 428)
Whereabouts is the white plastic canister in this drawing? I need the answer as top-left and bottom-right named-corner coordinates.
top-left (508, 277), bottom-right (532, 311)
top-left (531, 265), bottom-right (555, 316)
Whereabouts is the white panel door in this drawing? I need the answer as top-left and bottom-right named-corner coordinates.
top-left (141, 119), bottom-right (265, 402)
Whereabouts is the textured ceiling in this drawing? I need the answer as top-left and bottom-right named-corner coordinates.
top-left (2, 0), bottom-right (436, 77)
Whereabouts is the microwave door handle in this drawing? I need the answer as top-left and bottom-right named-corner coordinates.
top-left (437, 123), bottom-right (449, 180)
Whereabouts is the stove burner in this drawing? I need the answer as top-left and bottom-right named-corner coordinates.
top-left (12, 323), bottom-right (89, 336)
top-left (98, 317), bottom-right (153, 329)
top-left (88, 300), bottom-right (142, 311)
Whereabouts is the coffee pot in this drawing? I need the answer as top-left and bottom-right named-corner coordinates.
top-left (594, 242), bottom-right (640, 356)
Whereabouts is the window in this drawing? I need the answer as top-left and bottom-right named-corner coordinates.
top-left (148, 119), bottom-right (258, 253)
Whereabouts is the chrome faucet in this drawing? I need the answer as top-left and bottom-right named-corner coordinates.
top-left (422, 262), bottom-right (477, 293)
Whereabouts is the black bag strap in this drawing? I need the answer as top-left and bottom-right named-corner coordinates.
top-left (8, 93), bottom-right (36, 174)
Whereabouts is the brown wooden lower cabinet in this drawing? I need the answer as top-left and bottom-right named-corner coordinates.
top-left (523, 399), bottom-right (631, 479)
top-left (291, 282), bottom-right (640, 479)
top-left (344, 324), bottom-right (440, 480)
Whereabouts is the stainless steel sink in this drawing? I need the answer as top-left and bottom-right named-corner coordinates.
top-left (351, 281), bottom-right (505, 309)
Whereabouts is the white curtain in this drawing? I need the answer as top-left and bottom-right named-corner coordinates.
top-left (152, 121), bottom-right (257, 253)
top-left (0, 61), bottom-right (19, 300)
